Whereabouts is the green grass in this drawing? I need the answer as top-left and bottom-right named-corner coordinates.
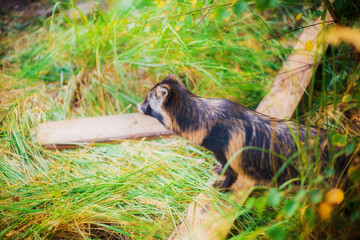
top-left (0, 137), bottom-right (219, 238)
top-left (1, 0), bottom-right (360, 239)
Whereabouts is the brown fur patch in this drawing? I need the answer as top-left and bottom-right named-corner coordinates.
top-left (160, 109), bottom-right (173, 130)
top-left (225, 129), bottom-right (245, 174)
top-left (181, 127), bottom-right (209, 145)
top-left (231, 173), bottom-right (259, 192)
top-left (164, 115), bottom-right (208, 145)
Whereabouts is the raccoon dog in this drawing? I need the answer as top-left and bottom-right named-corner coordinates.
top-left (137, 75), bottom-right (337, 190)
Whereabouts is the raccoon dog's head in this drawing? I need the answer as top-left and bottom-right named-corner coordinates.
top-left (137, 74), bottom-right (191, 129)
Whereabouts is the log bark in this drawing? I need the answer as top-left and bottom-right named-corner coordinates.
top-left (37, 113), bottom-right (173, 149)
top-left (256, 14), bottom-right (331, 118)
top-left (169, 11), bottom-right (332, 240)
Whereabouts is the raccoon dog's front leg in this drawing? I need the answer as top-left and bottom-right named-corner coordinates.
top-left (212, 165), bottom-right (238, 191)
top-left (212, 154), bottom-right (238, 191)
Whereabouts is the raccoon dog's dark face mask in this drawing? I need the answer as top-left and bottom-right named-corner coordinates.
top-left (137, 84), bottom-right (170, 126)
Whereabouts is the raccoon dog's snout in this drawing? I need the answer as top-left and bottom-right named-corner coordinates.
top-left (137, 99), bottom-right (152, 116)
top-left (136, 102), bottom-right (144, 114)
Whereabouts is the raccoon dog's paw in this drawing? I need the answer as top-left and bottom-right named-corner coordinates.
top-left (211, 179), bottom-right (221, 188)
top-left (213, 164), bottom-right (223, 175)
top-left (211, 176), bottom-right (236, 192)
top-left (211, 180), bottom-right (231, 192)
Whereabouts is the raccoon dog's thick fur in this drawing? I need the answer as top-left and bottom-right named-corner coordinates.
top-left (137, 75), bottom-right (344, 190)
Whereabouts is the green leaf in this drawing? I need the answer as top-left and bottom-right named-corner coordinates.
top-left (256, 0), bottom-right (277, 10)
top-left (195, 0), bottom-right (203, 8)
top-left (342, 94), bottom-right (352, 103)
top-left (324, 167), bottom-right (335, 178)
top-left (184, 15), bottom-right (192, 25)
top-left (305, 207), bottom-right (316, 230)
top-left (310, 190), bottom-right (322, 203)
top-left (215, 7), bottom-right (231, 20)
top-left (349, 168), bottom-right (360, 182)
top-left (245, 197), bottom-right (256, 209)
top-left (267, 225), bottom-right (287, 240)
top-left (295, 189), bottom-right (306, 201)
top-left (321, 9), bottom-right (327, 20)
top-left (283, 200), bottom-right (298, 218)
top-left (340, 17), bottom-right (348, 25)
top-left (345, 142), bottom-right (355, 155)
top-left (333, 0), bottom-right (346, 10)
top-left (255, 197), bottom-right (267, 215)
top-left (267, 188), bottom-right (281, 206)
top-left (313, 10), bottom-right (322, 18)
top-left (313, 175), bottom-right (323, 184)
top-left (233, 1), bottom-right (247, 16)
top-left (331, 133), bottom-right (347, 147)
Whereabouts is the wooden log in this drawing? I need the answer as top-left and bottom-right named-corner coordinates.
top-left (37, 113), bottom-right (173, 149)
top-left (256, 16), bottom-right (331, 118)
top-left (169, 175), bottom-right (256, 240)
top-left (169, 11), bottom-right (332, 240)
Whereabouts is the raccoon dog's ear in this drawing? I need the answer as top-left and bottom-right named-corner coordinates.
top-left (164, 74), bottom-right (179, 82)
top-left (156, 85), bottom-right (170, 100)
